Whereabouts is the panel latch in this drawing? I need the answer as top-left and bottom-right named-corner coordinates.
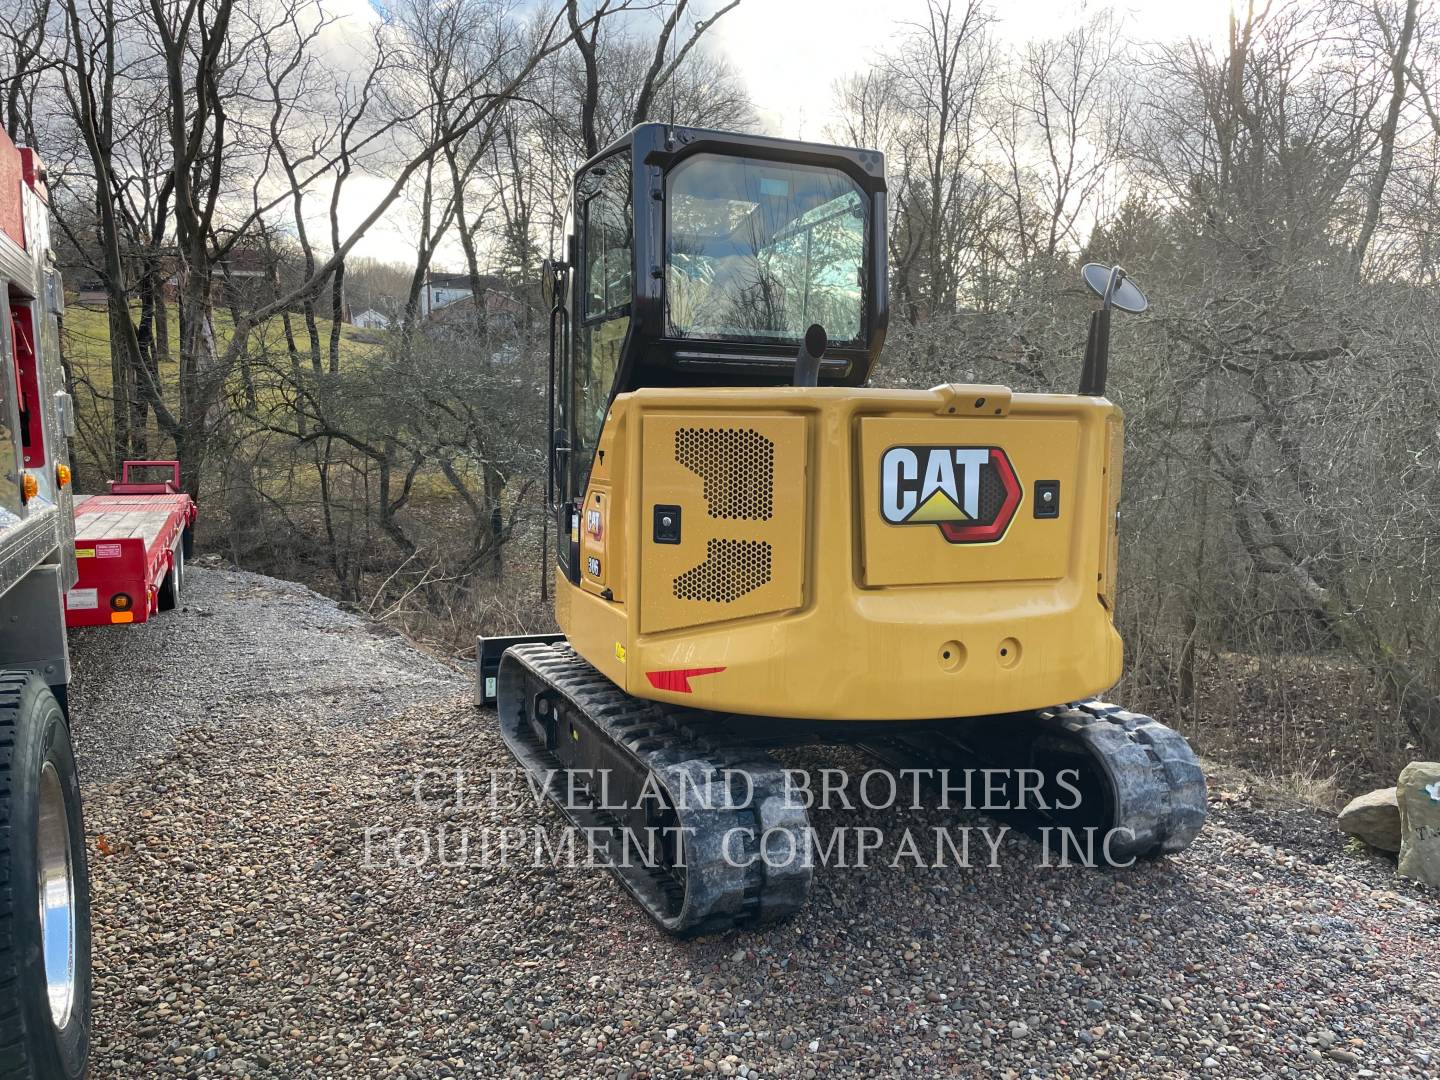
top-left (653, 504), bottom-right (681, 544)
top-left (1034, 480), bottom-right (1060, 519)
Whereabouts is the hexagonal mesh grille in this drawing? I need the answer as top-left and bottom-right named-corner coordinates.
top-left (675, 427), bottom-right (774, 520)
top-left (673, 539), bottom-right (773, 603)
top-left (977, 462), bottom-right (1006, 522)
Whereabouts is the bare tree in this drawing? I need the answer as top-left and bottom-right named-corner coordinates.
top-left (830, 67), bottom-right (903, 157)
top-left (0, 0), bottom-right (52, 142)
top-left (992, 9), bottom-right (1128, 266)
top-left (870, 0), bottom-right (996, 317)
top-left (1351, 0), bottom-right (1421, 271)
top-left (566, 0), bottom-right (744, 157)
top-left (55, 0), bottom-right (153, 471)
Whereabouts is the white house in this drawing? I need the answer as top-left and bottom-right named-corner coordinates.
top-left (353, 308), bottom-right (390, 330)
top-left (419, 272), bottom-right (474, 317)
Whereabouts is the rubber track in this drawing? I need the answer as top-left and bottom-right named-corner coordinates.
top-left (1067, 700), bottom-right (1207, 856)
top-left (870, 699), bottom-right (1207, 860)
top-left (496, 644), bottom-right (812, 936)
top-left (0, 670), bottom-right (35, 1079)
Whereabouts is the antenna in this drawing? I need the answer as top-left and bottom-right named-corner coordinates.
top-left (668, 0), bottom-right (678, 126)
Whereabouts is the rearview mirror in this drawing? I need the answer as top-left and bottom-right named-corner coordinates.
top-left (1077, 264), bottom-right (1147, 397)
top-left (540, 258), bottom-right (566, 311)
top-left (1081, 262), bottom-right (1147, 314)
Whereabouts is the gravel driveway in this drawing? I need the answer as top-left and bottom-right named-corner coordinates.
top-left (69, 567), bottom-right (1439, 1078)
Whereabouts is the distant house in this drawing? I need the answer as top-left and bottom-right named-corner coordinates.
top-left (74, 281), bottom-right (109, 308)
top-left (419, 272), bottom-right (475, 317)
top-left (352, 308), bottom-right (390, 330)
top-left (163, 248), bottom-right (280, 310)
top-left (426, 288), bottom-right (524, 333)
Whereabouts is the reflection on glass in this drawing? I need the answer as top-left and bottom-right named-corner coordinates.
top-left (582, 157), bottom-right (632, 320)
top-left (573, 152), bottom-right (633, 497)
top-left (576, 315), bottom-right (628, 473)
top-left (666, 155), bottom-right (867, 346)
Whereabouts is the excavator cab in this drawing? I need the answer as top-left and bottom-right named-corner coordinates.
top-left (542, 125), bottom-right (887, 583)
top-left (494, 124), bottom-right (1205, 936)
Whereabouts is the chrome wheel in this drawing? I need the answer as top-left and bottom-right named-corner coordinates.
top-left (36, 760), bottom-right (76, 1028)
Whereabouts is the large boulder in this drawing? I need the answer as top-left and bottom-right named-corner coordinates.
top-left (1337, 787), bottom-right (1401, 852)
top-left (1397, 761), bottom-right (1440, 888)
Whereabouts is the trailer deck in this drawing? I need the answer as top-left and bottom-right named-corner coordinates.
top-left (65, 461), bottom-right (195, 627)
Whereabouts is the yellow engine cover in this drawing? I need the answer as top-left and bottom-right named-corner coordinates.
top-left (638, 413), bottom-right (807, 634)
top-left (559, 383), bottom-right (1123, 722)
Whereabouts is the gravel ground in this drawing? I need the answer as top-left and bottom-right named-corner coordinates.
top-left (68, 562), bottom-right (466, 781)
top-left (68, 566), bottom-right (1439, 1079)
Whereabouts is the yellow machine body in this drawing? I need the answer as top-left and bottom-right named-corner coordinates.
top-left (557, 382), bottom-right (1124, 721)
top-left (493, 128), bottom-right (1205, 936)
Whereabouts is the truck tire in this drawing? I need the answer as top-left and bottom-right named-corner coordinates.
top-left (158, 542), bottom-right (183, 612)
top-left (0, 672), bottom-right (91, 1080)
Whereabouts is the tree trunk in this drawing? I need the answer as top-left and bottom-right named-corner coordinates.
top-left (1352, 0), bottom-right (1419, 273)
top-left (176, 269), bottom-right (219, 496)
top-left (105, 295), bottom-right (132, 472)
top-left (328, 260), bottom-right (345, 374)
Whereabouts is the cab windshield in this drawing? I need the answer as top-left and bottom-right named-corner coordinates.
top-left (665, 155), bottom-right (867, 346)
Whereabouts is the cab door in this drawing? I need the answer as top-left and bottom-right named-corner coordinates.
top-left (557, 146), bottom-right (633, 580)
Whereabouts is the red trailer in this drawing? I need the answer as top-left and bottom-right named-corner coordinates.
top-left (65, 460), bottom-right (196, 627)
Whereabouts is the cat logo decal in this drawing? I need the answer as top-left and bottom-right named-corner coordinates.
top-left (880, 445), bottom-right (1022, 544)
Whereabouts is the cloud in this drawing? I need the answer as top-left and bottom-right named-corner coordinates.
top-left (710, 0), bottom-right (1234, 142)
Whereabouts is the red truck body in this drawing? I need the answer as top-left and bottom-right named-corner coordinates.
top-left (65, 461), bottom-right (196, 627)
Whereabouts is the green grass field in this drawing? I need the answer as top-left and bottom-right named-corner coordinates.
top-left (63, 299), bottom-right (383, 394)
top-left (61, 296), bottom-right (387, 479)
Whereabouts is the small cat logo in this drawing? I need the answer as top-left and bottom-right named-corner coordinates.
top-left (880, 445), bottom-right (1022, 544)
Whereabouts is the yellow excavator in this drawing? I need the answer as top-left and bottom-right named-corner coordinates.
top-left (478, 123), bottom-right (1205, 935)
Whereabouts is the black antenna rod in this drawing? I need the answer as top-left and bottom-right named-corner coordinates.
top-left (668, 1), bottom-right (678, 126)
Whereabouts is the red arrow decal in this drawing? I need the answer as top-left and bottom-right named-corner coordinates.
top-left (645, 667), bottom-right (726, 693)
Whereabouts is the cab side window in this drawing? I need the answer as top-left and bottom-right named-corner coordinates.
top-left (582, 154), bottom-right (632, 321)
top-left (571, 151), bottom-right (633, 498)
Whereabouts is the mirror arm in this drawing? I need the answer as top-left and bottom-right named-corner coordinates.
top-left (1078, 308), bottom-right (1110, 396)
top-left (1101, 265), bottom-right (1127, 313)
top-left (546, 302), bottom-right (558, 505)
top-left (543, 282), bottom-right (562, 603)
top-left (543, 261), bottom-right (570, 511)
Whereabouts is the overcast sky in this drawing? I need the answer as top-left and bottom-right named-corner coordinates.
top-left (712, 0), bottom-right (1234, 140)
top-left (346, 0), bottom-right (1236, 265)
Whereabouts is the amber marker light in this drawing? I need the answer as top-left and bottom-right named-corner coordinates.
top-left (21, 472), bottom-right (37, 502)
top-left (55, 462), bottom-right (71, 487)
